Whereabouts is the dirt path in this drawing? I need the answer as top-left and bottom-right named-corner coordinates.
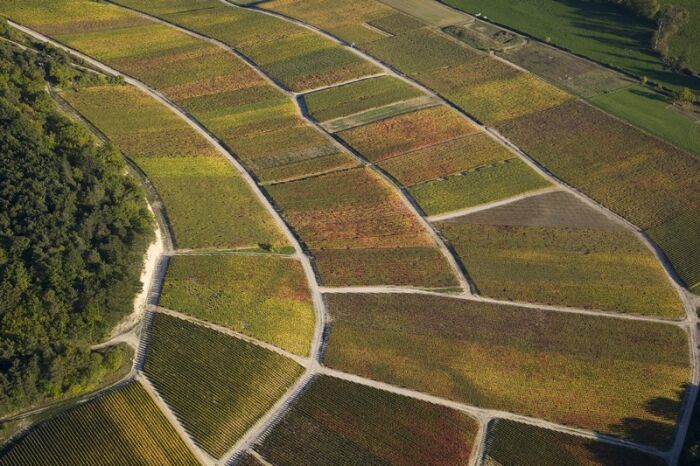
top-left (9, 11), bottom-right (696, 465)
top-left (232, 7), bottom-right (698, 463)
top-left (106, 0), bottom-right (473, 297)
top-left (7, 19), bottom-right (327, 466)
top-left (427, 186), bottom-right (560, 222)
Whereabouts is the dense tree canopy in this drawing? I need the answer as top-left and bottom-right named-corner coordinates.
top-left (0, 38), bottom-right (152, 416)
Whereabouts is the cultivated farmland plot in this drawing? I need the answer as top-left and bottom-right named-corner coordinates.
top-left (259, 0), bottom-right (700, 294)
top-left (483, 418), bottom-right (666, 466)
top-left (159, 254), bottom-right (315, 355)
top-left (437, 190), bottom-right (684, 316)
top-left (143, 313), bottom-right (304, 458)
top-left (2, 0), bottom-right (699, 463)
top-left (0, 383), bottom-right (199, 465)
top-left (323, 293), bottom-right (690, 449)
top-left (63, 84), bottom-right (287, 251)
top-left (254, 376), bottom-right (479, 465)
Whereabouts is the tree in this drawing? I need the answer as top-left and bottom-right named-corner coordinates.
top-left (674, 87), bottom-right (697, 105)
top-left (652, 5), bottom-right (690, 58)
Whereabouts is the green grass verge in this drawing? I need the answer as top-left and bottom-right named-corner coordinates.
top-left (409, 159), bottom-right (551, 215)
top-left (255, 376), bottom-right (478, 465)
top-left (144, 313), bottom-right (304, 458)
top-left (484, 419), bottom-right (666, 466)
top-left (323, 293), bottom-right (690, 449)
top-left (590, 85), bottom-right (700, 158)
top-left (443, 0), bottom-right (700, 92)
top-left (303, 75), bottom-right (423, 122)
top-left (0, 383), bottom-right (199, 465)
top-left (159, 254), bottom-right (315, 355)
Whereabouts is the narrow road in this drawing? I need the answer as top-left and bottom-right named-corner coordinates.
top-left (231, 6), bottom-right (699, 463)
top-left (107, 0), bottom-right (474, 297)
top-left (7, 19), bottom-right (328, 465)
top-left (318, 285), bottom-right (688, 326)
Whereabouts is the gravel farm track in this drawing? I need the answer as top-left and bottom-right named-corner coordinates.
top-left (5, 1), bottom-right (700, 463)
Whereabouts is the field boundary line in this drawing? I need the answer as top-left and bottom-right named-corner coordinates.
top-left (218, 371), bottom-right (314, 465)
top-left (428, 186), bottom-right (560, 221)
top-left (318, 286), bottom-right (687, 326)
top-left (7, 19), bottom-right (328, 465)
top-left (109, 0), bottom-right (474, 296)
top-left (151, 305), bottom-right (310, 366)
top-left (294, 71), bottom-right (387, 96)
top-left (316, 366), bottom-right (669, 460)
top-left (231, 10), bottom-right (700, 459)
top-left (136, 373), bottom-right (216, 465)
top-left (247, 449), bottom-right (274, 466)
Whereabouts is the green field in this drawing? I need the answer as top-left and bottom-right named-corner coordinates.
top-left (378, 133), bottom-right (514, 186)
top-left (591, 85), bottom-right (700, 157)
top-left (323, 293), bottom-right (690, 448)
top-left (159, 254), bottom-right (314, 355)
top-left (438, 191), bottom-right (683, 316)
top-left (63, 85), bottom-right (287, 251)
top-left (302, 75), bottom-right (424, 122)
top-left (144, 313), bottom-right (304, 458)
top-left (0, 383), bottom-right (198, 465)
top-left (254, 376), bottom-right (479, 465)
top-left (409, 158), bottom-right (551, 215)
top-left (496, 100), bottom-right (700, 289)
top-left (484, 419), bottom-right (666, 466)
top-left (443, 0), bottom-right (700, 92)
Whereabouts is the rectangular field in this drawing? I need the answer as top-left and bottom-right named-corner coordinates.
top-left (0, 383), bottom-right (199, 466)
top-left (337, 105), bottom-right (478, 162)
top-left (302, 75), bottom-right (424, 122)
top-left (323, 293), bottom-right (690, 448)
top-left (159, 254), bottom-right (315, 355)
top-left (409, 158), bottom-right (551, 215)
top-left (378, 133), bottom-right (514, 186)
top-left (254, 376), bottom-right (479, 465)
top-left (496, 99), bottom-right (700, 289)
top-left (590, 85), bottom-right (700, 158)
top-left (484, 419), bottom-right (666, 466)
top-left (438, 191), bottom-right (684, 316)
top-left (63, 85), bottom-right (287, 250)
top-left (144, 313), bottom-right (304, 458)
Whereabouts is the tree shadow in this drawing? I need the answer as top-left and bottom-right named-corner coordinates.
top-left (587, 383), bottom-right (691, 463)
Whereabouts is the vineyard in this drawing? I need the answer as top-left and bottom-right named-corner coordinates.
top-left (302, 75), bottom-right (423, 123)
top-left (1, 0), bottom-right (699, 463)
top-left (437, 190), bottom-right (684, 316)
top-left (254, 376), bottom-right (479, 465)
top-left (259, 0), bottom-right (700, 293)
top-left (484, 419), bottom-right (667, 466)
top-left (63, 85), bottom-right (286, 250)
top-left (159, 254), bottom-right (315, 355)
top-left (0, 383), bottom-right (198, 465)
top-left (144, 313), bottom-right (304, 458)
top-left (323, 293), bottom-right (689, 448)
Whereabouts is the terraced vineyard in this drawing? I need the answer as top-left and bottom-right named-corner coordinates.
top-left (143, 313), bottom-right (304, 458)
top-left (254, 376), bottom-right (479, 465)
top-left (0, 383), bottom-right (199, 465)
top-left (1, 0), bottom-right (699, 464)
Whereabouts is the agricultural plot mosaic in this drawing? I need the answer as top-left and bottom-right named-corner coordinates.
top-left (1, 0), bottom-right (698, 465)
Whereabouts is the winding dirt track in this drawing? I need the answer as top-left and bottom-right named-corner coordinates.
top-left (8, 4), bottom-right (699, 464)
